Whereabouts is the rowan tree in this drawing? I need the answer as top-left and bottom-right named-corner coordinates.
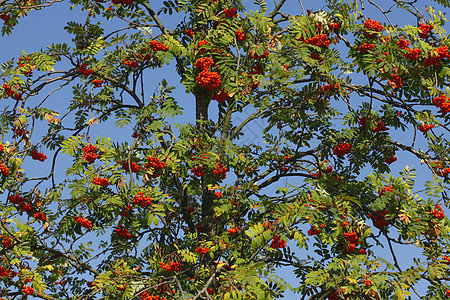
top-left (1, 0), bottom-right (450, 299)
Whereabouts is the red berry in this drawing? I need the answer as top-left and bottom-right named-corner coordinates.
top-left (364, 19), bottom-right (383, 38)
top-left (333, 143), bottom-right (352, 156)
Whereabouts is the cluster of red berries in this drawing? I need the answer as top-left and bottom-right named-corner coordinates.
top-left (430, 204), bottom-right (445, 220)
top-left (235, 30), bottom-right (246, 41)
top-left (198, 40), bottom-right (209, 47)
top-left (116, 227), bottom-right (131, 239)
top-left (211, 89), bottom-right (231, 103)
top-left (227, 227), bottom-right (239, 234)
top-left (184, 29), bottom-right (195, 37)
top-left (223, 8), bottom-right (237, 18)
top-left (196, 70), bottom-right (221, 90)
top-left (141, 52), bottom-right (153, 61)
top-left (195, 246), bottom-right (209, 254)
top-left (119, 204), bottom-right (133, 217)
top-left (197, 40), bottom-right (209, 53)
top-left (432, 95), bottom-right (450, 115)
top-left (280, 155), bottom-right (290, 172)
top-left (82, 144), bottom-right (99, 164)
top-left (23, 277), bottom-right (32, 284)
top-left (11, 126), bottom-right (28, 137)
top-left (214, 191), bottom-right (222, 198)
top-left (0, 13), bottom-right (10, 23)
top-left (396, 37), bottom-right (410, 49)
top-left (33, 212), bottom-right (47, 221)
top-left (249, 50), bottom-right (269, 59)
top-left (20, 203), bottom-right (32, 214)
top-left (437, 168), bottom-right (450, 177)
top-left (159, 262), bottom-right (181, 272)
top-left (112, 0), bottom-right (133, 5)
top-left (278, 159), bottom-right (287, 173)
top-left (328, 22), bottom-right (340, 32)
top-left (388, 73), bottom-right (402, 89)
top-left (31, 149), bottom-right (47, 162)
top-left (328, 289), bottom-right (346, 300)
top-left (304, 34), bottom-right (331, 47)
top-left (194, 57), bottom-right (214, 70)
top-left (0, 163), bottom-right (10, 176)
top-left (333, 143), bottom-right (352, 156)
top-left (249, 65), bottom-right (262, 75)
top-left (343, 231), bottom-right (360, 253)
top-left (320, 83), bottom-right (339, 94)
top-left (249, 80), bottom-right (260, 90)
top-left (0, 235), bottom-right (12, 248)
top-left (403, 48), bottom-right (421, 60)
top-left (190, 166), bottom-right (206, 177)
top-left (369, 210), bottom-right (389, 228)
top-left (149, 40), bottom-right (168, 52)
top-left (212, 162), bottom-right (228, 179)
top-left (140, 292), bottom-right (167, 300)
top-left (309, 165), bottom-right (333, 178)
top-left (308, 224), bottom-right (325, 236)
top-left (78, 63), bottom-right (93, 77)
top-left (190, 138), bottom-right (205, 150)
top-left (92, 79), bottom-right (104, 87)
top-left (358, 42), bottom-right (375, 53)
top-left (145, 156), bottom-right (167, 178)
top-left (418, 124), bottom-right (434, 133)
top-left (423, 46), bottom-right (449, 67)
top-left (121, 159), bottom-right (141, 173)
top-left (384, 156), bottom-right (397, 165)
top-left (2, 83), bottom-right (22, 100)
top-left (269, 235), bottom-right (287, 249)
top-left (418, 22), bottom-right (433, 39)
top-left (372, 121), bottom-right (388, 132)
top-left (133, 191), bottom-right (152, 208)
top-left (431, 45), bottom-right (449, 66)
top-left (379, 185), bottom-right (394, 196)
top-left (92, 177), bottom-right (109, 187)
top-left (0, 266), bottom-right (14, 278)
top-left (22, 286), bottom-right (34, 295)
top-left (75, 215), bottom-right (93, 228)
top-left (375, 51), bottom-right (388, 64)
top-left (145, 156), bottom-right (167, 170)
top-left (363, 19), bottom-right (383, 38)
top-left (262, 220), bottom-right (274, 231)
top-left (122, 58), bottom-right (139, 68)
top-left (18, 56), bottom-right (34, 75)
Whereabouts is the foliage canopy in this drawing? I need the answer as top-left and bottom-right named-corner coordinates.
top-left (1, 0), bottom-right (450, 299)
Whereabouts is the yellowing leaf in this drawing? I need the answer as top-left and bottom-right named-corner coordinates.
top-left (345, 276), bottom-right (358, 284)
top-left (44, 113), bottom-right (61, 125)
top-left (87, 118), bottom-right (99, 125)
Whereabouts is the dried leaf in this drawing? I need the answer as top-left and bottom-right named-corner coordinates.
top-left (87, 118), bottom-right (99, 125)
top-left (44, 113), bottom-right (61, 125)
top-left (399, 213), bottom-right (411, 224)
